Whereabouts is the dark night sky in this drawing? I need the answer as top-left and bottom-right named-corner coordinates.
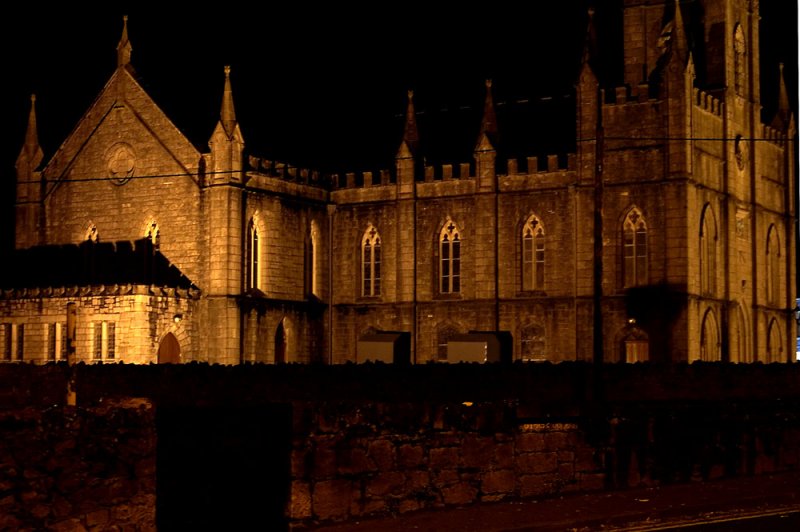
top-left (1, 1), bottom-right (797, 250)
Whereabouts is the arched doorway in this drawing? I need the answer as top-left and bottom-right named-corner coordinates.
top-left (158, 332), bottom-right (181, 364)
top-left (274, 319), bottom-right (287, 364)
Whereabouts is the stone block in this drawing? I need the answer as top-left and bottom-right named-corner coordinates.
top-left (462, 435), bottom-right (494, 469)
top-left (367, 439), bottom-right (395, 470)
top-left (516, 433), bottom-right (546, 453)
top-left (85, 508), bottom-right (110, 527)
top-left (481, 469), bottom-right (514, 495)
top-left (290, 481), bottom-right (311, 519)
top-left (313, 479), bottom-right (353, 521)
top-left (367, 471), bottom-right (405, 497)
top-left (337, 447), bottom-right (374, 475)
top-left (429, 447), bottom-right (459, 470)
top-left (397, 444), bottom-right (424, 469)
top-left (441, 481), bottom-right (478, 505)
top-left (517, 452), bottom-right (558, 474)
top-left (494, 442), bottom-right (514, 469)
top-left (544, 431), bottom-right (570, 451)
top-left (312, 441), bottom-right (337, 478)
top-left (519, 474), bottom-right (551, 498)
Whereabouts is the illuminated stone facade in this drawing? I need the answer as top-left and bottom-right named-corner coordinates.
top-left (3, 0), bottom-right (795, 364)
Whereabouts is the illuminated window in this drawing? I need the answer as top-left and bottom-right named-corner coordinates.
top-left (766, 225), bottom-right (780, 306)
top-left (733, 24), bottom-right (746, 95)
top-left (700, 205), bottom-right (717, 295)
top-left (362, 225), bottom-right (381, 297)
top-left (361, 225), bottom-right (381, 297)
top-left (440, 220), bottom-right (461, 294)
top-left (85, 224), bottom-right (99, 243)
top-left (246, 219), bottom-right (260, 291)
top-left (623, 207), bottom-right (647, 287)
top-left (522, 214), bottom-right (545, 291)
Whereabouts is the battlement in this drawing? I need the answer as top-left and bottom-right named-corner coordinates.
top-left (759, 123), bottom-right (788, 144)
top-left (693, 88), bottom-right (725, 116)
top-left (600, 84), bottom-right (655, 107)
top-left (506, 153), bottom-right (574, 175)
top-left (247, 156), bottom-right (330, 188)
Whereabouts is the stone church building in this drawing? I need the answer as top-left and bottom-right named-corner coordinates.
top-left (2, 0), bottom-right (796, 365)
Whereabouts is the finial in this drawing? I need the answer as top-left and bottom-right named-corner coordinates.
top-left (220, 65), bottom-right (237, 137)
top-left (400, 87), bottom-right (419, 155)
top-left (486, 79), bottom-right (492, 89)
top-left (407, 89), bottom-right (414, 100)
top-left (30, 94), bottom-right (36, 104)
top-left (117, 15), bottom-right (132, 68)
top-left (17, 93), bottom-right (44, 172)
top-left (225, 65), bottom-right (231, 77)
top-left (478, 78), bottom-right (498, 146)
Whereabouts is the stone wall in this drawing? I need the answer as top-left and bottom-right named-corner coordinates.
top-left (0, 398), bottom-right (156, 531)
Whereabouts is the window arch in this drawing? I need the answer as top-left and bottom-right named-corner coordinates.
top-left (440, 220), bottom-right (461, 294)
top-left (522, 214), bottom-right (545, 291)
top-left (361, 225), bottom-right (381, 297)
top-left (700, 308), bottom-right (720, 361)
top-left (623, 207), bottom-right (647, 287)
top-left (766, 318), bottom-right (783, 363)
top-left (729, 304), bottom-right (750, 363)
top-left (519, 324), bottom-right (546, 361)
top-left (733, 23), bottom-right (746, 95)
top-left (145, 220), bottom-right (160, 248)
top-left (700, 205), bottom-right (717, 295)
top-left (766, 225), bottom-right (780, 306)
top-left (246, 218), bottom-right (260, 291)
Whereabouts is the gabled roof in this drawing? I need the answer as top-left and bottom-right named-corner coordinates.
top-left (0, 238), bottom-right (197, 290)
top-left (41, 66), bottom-right (202, 190)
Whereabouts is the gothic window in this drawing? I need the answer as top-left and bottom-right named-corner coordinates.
top-left (700, 309), bottom-right (720, 361)
top-left (436, 325), bottom-right (460, 362)
top-left (145, 221), bottom-right (160, 248)
top-left (700, 205), bottom-right (717, 295)
top-left (522, 214), bottom-right (545, 291)
top-left (766, 225), bottom-right (780, 306)
top-left (622, 327), bottom-right (649, 363)
top-left (623, 207), bottom-right (647, 288)
top-left (246, 219), bottom-right (260, 291)
top-left (730, 305), bottom-right (750, 363)
top-left (440, 220), bottom-right (461, 294)
top-left (767, 318), bottom-right (783, 363)
top-left (733, 24), bottom-right (746, 95)
top-left (361, 225), bottom-right (381, 297)
top-left (520, 324), bottom-right (546, 361)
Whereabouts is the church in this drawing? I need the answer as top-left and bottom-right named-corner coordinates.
top-left (2, 0), bottom-right (795, 365)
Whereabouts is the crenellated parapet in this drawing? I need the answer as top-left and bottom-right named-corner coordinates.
top-left (0, 284), bottom-right (200, 300)
top-left (693, 88), bottom-right (725, 117)
top-left (247, 156), bottom-right (331, 188)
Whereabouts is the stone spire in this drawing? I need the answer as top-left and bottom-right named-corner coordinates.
top-left (401, 90), bottom-right (419, 154)
top-left (669, 0), bottom-right (689, 66)
top-left (772, 63), bottom-right (792, 130)
top-left (220, 65), bottom-right (237, 138)
top-left (477, 79), bottom-right (498, 148)
top-left (117, 15), bottom-right (132, 68)
top-left (581, 8), bottom-right (598, 71)
top-left (16, 94), bottom-right (43, 172)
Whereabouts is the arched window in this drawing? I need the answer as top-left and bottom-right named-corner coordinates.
top-left (766, 225), bottom-right (780, 306)
top-left (519, 324), bottom-right (546, 361)
top-left (522, 214), bottom-right (545, 291)
top-left (623, 207), bottom-right (647, 287)
top-left (766, 318), bottom-right (782, 363)
top-left (733, 24), bottom-right (746, 95)
top-left (440, 220), bottom-right (461, 294)
top-left (700, 308), bottom-right (720, 361)
top-left (246, 219), bottom-right (260, 291)
top-left (436, 324), bottom-right (460, 362)
top-left (730, 304), bottom-right (750, 363)
top-left (275, 318), bottom-right (287, 364)
top-left (361, 225), bottom-right (381, 297)
top-left (145, 220), bottom-right (160, 248)
top-left (700, 205), bottom-right (717, 295)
